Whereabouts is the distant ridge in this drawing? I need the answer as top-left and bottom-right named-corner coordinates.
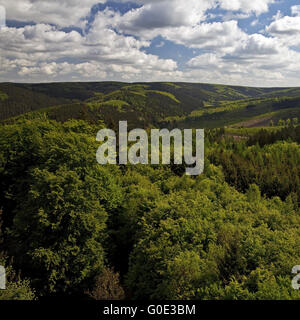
top-left (1, 82), bottom-right (300, 129)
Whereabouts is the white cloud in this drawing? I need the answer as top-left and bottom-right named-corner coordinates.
top-left (291, 5), bottom-right (300, 16)
top-left (118, 0), bottom-right (216, 27)
top-left (0, 0), bottom-right (101, 27)
top-left (186, 33), bottom-right (300, 86)
top-left (229, 33), bottom-right (279, 57)
top-left (0, 0), bottom-right (276, 31)
top-left (267, 15), bottom-right (300, 35)
top-left (218, 0), bottom-right (275, 15)
top-left (102, 6), bottom-right (246, 52)
top-left (120, 0), bottom-right (274, 16)
top-left (0, 13), bottom-right (178, 82)
top-left (187, 34), bottom-right (281, 71)
top-left (111, 0), bottom-right (217, 40)
top-left (0, 0), bottom-right (300, 86)
top-left (159, 21), bottom-right (246, 52)
top-left (266, 15), bottom-right (300, 47)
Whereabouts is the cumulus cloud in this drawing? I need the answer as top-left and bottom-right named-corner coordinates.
top-left (98, 6), bottom-right (246, 53)
top-left (92, 0), bottom-right (275, 57)
top-left (186, 33), bottom-right (300, 86)
top-left (0, 12), bottom-right (178, 82)
top-left (228, 34), bottom-right (280, 58)
top-left (122, 0), bottom-right (216, 28)
top-left (0, 0), bottom-right (102, 27)
top-left (267, 15), bottom-right (300, 36)
top-left (107, 0), bottom-right (273, 41)
top-left (119, 0), bottom-right (274, 16)
top-left (107, 0), bottom-right (217, 41)
top-left (0, 0), bottom-right (300, 86)
top-left (187, 34), bottom-right (281, 70)
top-left (218, 0), bottom-right (275, 15)
top-left (266, 15), bottom-right (300, 47)
top-left (159, 21), bottom-right (246, 52)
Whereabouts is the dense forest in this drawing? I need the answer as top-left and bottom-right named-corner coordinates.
top-left (1, 82), bottom-right (300, 300)
top-left (2, 82), bottom-right (300, 129)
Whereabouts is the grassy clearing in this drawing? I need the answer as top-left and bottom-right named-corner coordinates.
top-left (147, 90), bottom-right (180, 103)
top-left (163, 82), bottom-right (181, 89)
top-left (225, 126), bottom-right (285, 137)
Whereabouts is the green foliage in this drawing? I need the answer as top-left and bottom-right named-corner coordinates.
top-left (99, 100), bottom-right (129, 110)
top-left (0, 112), bottom-right (300, 300)
top-left (0, 279), bottom-right (35, 300)
top-left (173, 96), bottom-right (300, 129)
top-left (126, 177), bottom-right (300, 300)
top-left (0, 119), bottom-right (122, 295)
top-left (147, 90), bottom-right (180, 103)
top-left (2, 82), bottom-right (300, 131)
top-left (0, 253), bottom-right (35, 300)
top-left (209, 140), bottom-right (300, 200)
top-left (0, 84), bottom-right (69, 120)
top-left (247, 125), bottom-right (300, 146)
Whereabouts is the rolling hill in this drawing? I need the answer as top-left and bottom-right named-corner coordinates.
top-left (1, 82), bottom-right (300, 129)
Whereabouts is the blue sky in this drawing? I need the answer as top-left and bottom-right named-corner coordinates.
top-left (1, 0), bottom-right (300, 86)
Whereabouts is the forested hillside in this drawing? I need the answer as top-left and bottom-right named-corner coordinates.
top-left (1, 82), bottom-right (300, 129)
top-left (1, 82), bottom-right (300, 300)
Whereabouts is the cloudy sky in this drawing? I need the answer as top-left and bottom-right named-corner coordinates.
top-left (0, 0), bottom-right (300, 86)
